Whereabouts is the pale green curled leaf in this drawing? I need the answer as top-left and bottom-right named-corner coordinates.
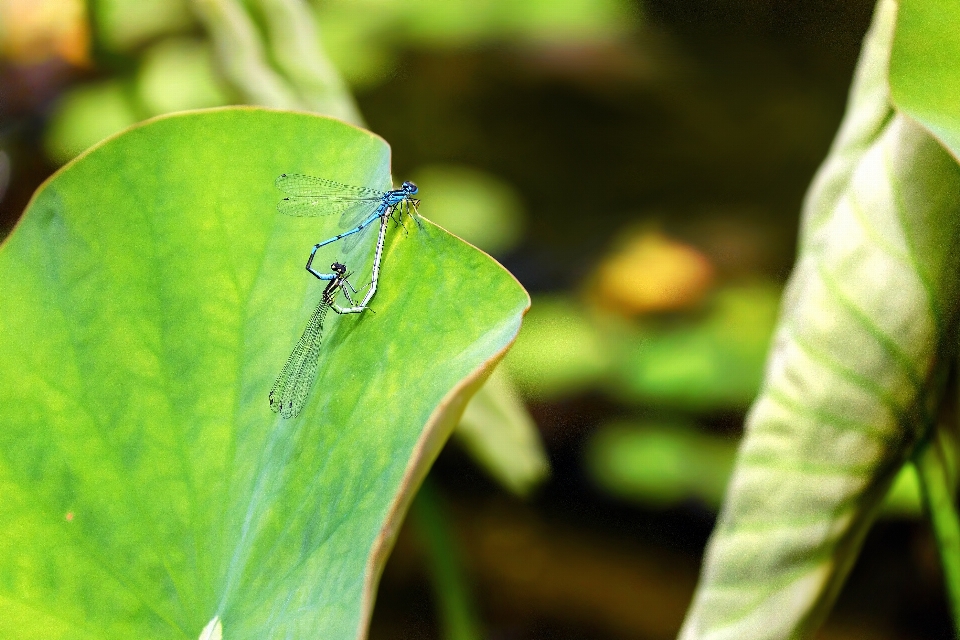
top-left (190, 0), bottom-right (303, 110)
top-left (679, 1), bottom-right (960, 638)
top-left (455, 367), bottom-right (550, 496)
top-left (0, 108), bottom-right (529, 639)
top-left (255, 0), bottom-right (363, 125)
top-left (889, 0), bottom-right (960, 162)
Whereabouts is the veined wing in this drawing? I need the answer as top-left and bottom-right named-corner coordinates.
top-left (277, 195), bottom-right (383, 219)
top-left (341, 205), bottom-right (392, 253)
top-left (276, 173), bottom-right (385, 199)
top-left (340, 215), bottom-right (380, 254)
top-left (269, 299), bottom-right (330, 419)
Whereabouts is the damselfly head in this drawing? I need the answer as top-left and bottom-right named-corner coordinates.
top-left (401, 181), bottom-right (418, 195)
top-left (331, 262), bottom-right (347, 275)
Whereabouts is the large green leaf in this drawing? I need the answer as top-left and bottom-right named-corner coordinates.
top-left (0, 107), bottom-right (528, 639)
top-left (889, 0), bottom-right (960, 162)
top-left (679, 1), bottom-right (960, 637)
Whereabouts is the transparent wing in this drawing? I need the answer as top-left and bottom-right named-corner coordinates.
top-left (341, 221), bottom-right (376, 254)
top-left (276, 173), bottom-right (385, 199)
top-left (277, 196), bottom-right (383, 220)
top-left (269, 300), bottom-right (329, 419)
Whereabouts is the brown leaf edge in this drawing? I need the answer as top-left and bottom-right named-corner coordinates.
top-left (355, 288), bottom-right (529, 640)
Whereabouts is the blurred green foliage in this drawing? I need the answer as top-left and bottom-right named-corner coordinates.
top-left (136, 37), bottom-right (234, 116)
top-left (505, 282), bottom-right (780, 411)
top-left (91, 0), bottom-right (193, 52)
top-left (45, 36), bottom-right (234, 163)
top-left (584, 419), bottom-right (923, 516)
top-left (615, 282), bottom-right (780, 411)
top-left (318, 0), bottom-right (640, 86)
top-left (586, 420), bottom-right (734, 508)
top-left (43, 0), bottom-right (640, 165)
top-left (411, 481), bottom-right (484, 640)
top-left (502, 294), bottom-right (612, 400)
top-left (412, 164), bottom-right (525, 255)
top-left (44, 80), bottom-right (140, 164)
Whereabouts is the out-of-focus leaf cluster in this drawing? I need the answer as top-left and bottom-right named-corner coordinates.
top-left (317, 0), bottom-right (639, 87)
top-left (0, 0), bottom-right (638, 164)
top-left (503, 259), bottom-right (778, 410)
top-left (499, 228), bottom-right (779, 507)
top-left (44, 36), bottom-right (235, 163)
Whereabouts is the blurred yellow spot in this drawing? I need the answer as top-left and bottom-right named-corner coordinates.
top-left (0, 0), bottom-right (89, 66)
top-left (592, 230), bottom-right (714, 315)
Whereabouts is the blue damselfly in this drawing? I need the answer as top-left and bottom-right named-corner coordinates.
top-left (276, 173), bottom-right (420, 308)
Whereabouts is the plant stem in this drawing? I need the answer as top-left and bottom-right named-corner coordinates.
top-left (915, 434), bottom-right (960, 637)
top-left (410, 479), bottom-right (484, 640)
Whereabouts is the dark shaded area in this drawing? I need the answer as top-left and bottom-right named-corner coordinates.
top-left (361, 0), bottom-right (874, 291)
top-left (0, 60), bottom-right (73, 234)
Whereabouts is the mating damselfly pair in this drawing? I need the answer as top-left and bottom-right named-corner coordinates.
top-left (268, 173), bottom-right (420, 418)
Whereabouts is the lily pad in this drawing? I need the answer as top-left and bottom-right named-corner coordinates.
top-left (0, 107), bottom-right (528, 639)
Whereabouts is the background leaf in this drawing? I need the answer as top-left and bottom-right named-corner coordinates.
top-left (678, 1), bottom-right (960, 637)
top-left (454, 368), bottom-right (549, 496)
top-left (0, 107), bottom-right (528, 639)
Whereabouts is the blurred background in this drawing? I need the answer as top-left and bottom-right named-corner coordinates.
top-left (0, 0), bottom-right (952, 638)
